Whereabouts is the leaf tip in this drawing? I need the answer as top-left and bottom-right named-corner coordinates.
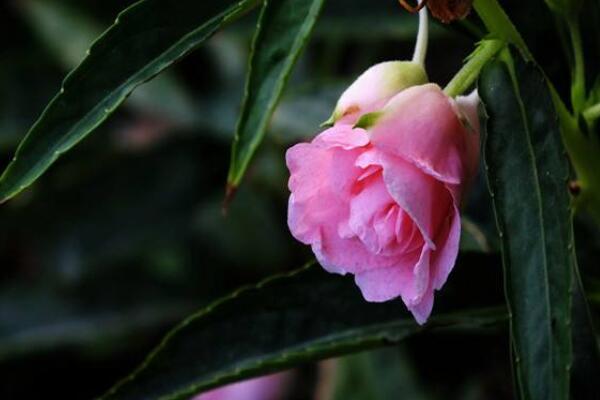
top-left (222, 182), bottom-right (238, 216)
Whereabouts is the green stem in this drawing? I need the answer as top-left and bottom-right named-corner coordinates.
top-left (567, 16), bottom-right (586, 113)
top-left (583, 103), bottom-right (600, 123)
top-left (444, 39), bottom-right (504, 97)
top-left (472, 0), bottom-right (533, 60)
top-left (473, 0), bottom-right (575, 137)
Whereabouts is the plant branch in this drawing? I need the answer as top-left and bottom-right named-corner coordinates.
top-left (583, 103), bottom-right (600, 123)
top-left (472, 0), bottom-right (532, 60)
top-left (567, 16), bottom-right (586, 113)
top-left (444, 39), bottom-right (504, 97)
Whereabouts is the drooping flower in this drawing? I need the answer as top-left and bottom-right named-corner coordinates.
top-left (192, 373), bottom-right (291, 400)
top-left (286, 62), bottom-right (479, 324)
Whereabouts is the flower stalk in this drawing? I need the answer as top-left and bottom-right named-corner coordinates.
top-left (411, 0), bottom-right (429, 66)
top-left (444, 39), bottom-right (504, 97)
top-left (472, 0), bottom-right (532, 60)
top-left (583, 103), bottom-right (600, 123)
top-left (567, 15), bottom-right (586, 113)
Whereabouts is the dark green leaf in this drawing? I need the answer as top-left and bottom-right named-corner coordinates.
top-left (227, 0), bottom-right (325, 189)
top-left (0, 0), bottom-right (261, 202)
top-left (101, 255), bottom-right (506, 400)
top-left (480, 50), bottom-right (573, 399)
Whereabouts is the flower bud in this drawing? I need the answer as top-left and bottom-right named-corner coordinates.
top-left (325, 61), bottom-right (427, 126)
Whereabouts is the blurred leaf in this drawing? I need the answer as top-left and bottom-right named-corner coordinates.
top-left (0, 0), bottom-right (261, 202)
top-left (271, 82), bottom-right (342, 140)
top-left (21, 0), bottom-right (99, 68)
top-left (570, 266), bottom-right (600, 399)
top-left (460, 217), bottom-right (492, 253)
top-left (101, 255), bottom-right (506, 400)
top-left (21, 0), bottom-right (198, 124)
top-left (0, 56), bottom-right (62, 149)
top-left (1, 133), bottom-right (292, 278)
top-left (480, 50), bottom-right (573, 399)
top-left (227, 0), bottom-right (325, 190)
top-left (329, 348), bottom-right (432, 400)
top-left (0, 286), bottom-right (192, 361)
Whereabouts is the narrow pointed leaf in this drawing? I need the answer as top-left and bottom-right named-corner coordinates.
top-left (0, 0), bottom-right (261, 202)
top-left (21, 0), bottom-right (197, 125)
top-left (101, 255), bottom-right (506, 400)
top-left (480, 50), bottom-right (573, 399)
top-left (227, 0), bottom-right (325, 190)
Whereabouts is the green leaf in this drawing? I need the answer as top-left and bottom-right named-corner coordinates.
top-left (101, 255), bottom-right (506, 400)
top-left (480, 50), bottom-right (574, 399)
top-left (0, 0), bottom-right (262, 203)
top-left (227, 0), bottom-right (325, 189)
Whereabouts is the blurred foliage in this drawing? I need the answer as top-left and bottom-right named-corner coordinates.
top-left (0, 0), bottom-right (597, 399)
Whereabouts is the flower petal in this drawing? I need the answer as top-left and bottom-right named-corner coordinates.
top-left (348, 176), bottom-right (395, 253)
top-left (431, 204), bottom-right (461, 290)
top-left (286, 140), bottom-right (362, 246)
top-left (354, 244), bottom-right (431, 305)
top-left (407, 288), bottom-right (434, 325)
top-left (314, 124), bottom-right (370, 149)
top-left (313, 223), bottom-right (400, 275)
top-left (370, 84), bottom-right (470, 185)
top-left (454, 90), bottom-right (481, 184)
top-left (194, 373), bottom-right (291, 400)
top-left (379, 153), bottom-right (453, 249)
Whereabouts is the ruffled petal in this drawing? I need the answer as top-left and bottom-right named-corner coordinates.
top-left (313, 223), bottom-right (400, 275)
top-left (407, 287), bottom-right (434, 325)
top-left (286, 139), bottom-right (362, 246)
top-left (378, 153), bottom-right (453, 249)
top-left (354, 244), bottom-right (431, 305)
top-left (313, 124), bottom-right (370, 149)
top-left (407, 201), bottom-right (461, 325)
top-left (431, 204), bottom-right (461, 290)
top-left (348, 176), bottom-right (395, 253)
top-left (395, 209), bottom-right (423, 254)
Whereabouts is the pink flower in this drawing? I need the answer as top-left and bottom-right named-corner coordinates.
top-left (286, 62), bottom-right (479, 324)
top-left (192, 373), bottom-right (291, 400)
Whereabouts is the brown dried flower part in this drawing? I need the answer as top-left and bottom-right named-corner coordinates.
top-left (427, 0), bottom-right (473, 23)
top-left (399, 0), bottom-right (473, 23)
top-left (398, 0), bottom-right (427, 13)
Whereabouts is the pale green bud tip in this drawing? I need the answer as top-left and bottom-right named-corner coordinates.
top-left (354, 112), bottom-right (383, 130)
